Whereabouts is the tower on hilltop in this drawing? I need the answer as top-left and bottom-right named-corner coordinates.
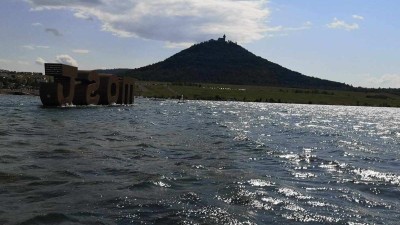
top-left (218, 34), bottom-right (226, 42)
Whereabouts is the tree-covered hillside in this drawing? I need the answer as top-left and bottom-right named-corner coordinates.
top-left (123, 39), bottom-right (352, 90)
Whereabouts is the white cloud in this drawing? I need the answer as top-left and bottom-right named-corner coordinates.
top-left (55, 55), bottom-right (78, 67)
top-left (281, 23), bottom-right (312, 31)
top-left (352, 15), bottom-right (364, 20)
top-left (21, 45), bottom-right (50, 50)
top-left (35, 57), bottom-right (47, 65)
top-left (72, 49), bottom-right (90, 54)
top-left (0, 58), bottom-right (12, 64)
top-left (263, 21), bottom-right (312, 37)
top-left (327, 18), bottom-right (359, 31)
top-left (358, 74), bottom-right (400, 88)
top-left (22, 45), bottom-right (35, 50)
top-left (32, 22), bottom-right (43, 26)
top-left (37, 45), bottom-right (50, 49)
top-left (164, 42), bottom-right (193, 49)
top-left (26, 0), bottom-right (270, 44)
top-left (17, 60), bottom-right (30, 66)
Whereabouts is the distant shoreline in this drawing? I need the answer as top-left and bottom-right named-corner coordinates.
top-left (136, 82), bottom-right (400, 108)
top-left (2, 82), bottom-right (400, 108)
top-left (0, 89), bottom-right (39, 96)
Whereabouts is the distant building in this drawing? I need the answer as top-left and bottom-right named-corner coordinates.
top-left (218, 34), bottom-right (226, 42)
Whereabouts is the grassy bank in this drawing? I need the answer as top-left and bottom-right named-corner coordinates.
top-left (136, 81), bottom-right (400, 107)
top-left (3, 83), bottom-right (399, 107)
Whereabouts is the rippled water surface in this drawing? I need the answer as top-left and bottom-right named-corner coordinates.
top-left (1, 95), bottom-right (400, 224)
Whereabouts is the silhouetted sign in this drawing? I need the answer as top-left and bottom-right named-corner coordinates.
top-left (40, 63), bottom-right (134, 106)
top-left (73, 70), bottom-right (100, 105)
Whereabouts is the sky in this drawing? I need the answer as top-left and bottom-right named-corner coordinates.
top-left (0, 0), bottom-right (399, 88)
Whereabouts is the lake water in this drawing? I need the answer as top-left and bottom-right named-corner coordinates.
top-left (1, 95), bottom-right (400, 224)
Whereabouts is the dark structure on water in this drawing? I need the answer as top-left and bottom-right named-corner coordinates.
top-left (40, 63), bottom-right (135, 106)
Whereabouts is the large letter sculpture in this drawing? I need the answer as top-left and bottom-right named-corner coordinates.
top-left (98, 74), bottom-right (120, 105)
top-left (40, 64), bottom-right (77, 106)
top-left (40, 63), bottom-right (135, 107)
top-left (73, 70), bottom-right (100, 105)
top-left (118, 77), bottom-right (135, 105)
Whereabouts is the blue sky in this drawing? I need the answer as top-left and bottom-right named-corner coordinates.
top-left (0, 0), bottom-right (399, 88)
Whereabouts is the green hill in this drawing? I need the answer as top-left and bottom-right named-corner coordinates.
top-left (123, 39), bottom-right (352, 90)
top-left (96, 68), bottom-right (130, 75)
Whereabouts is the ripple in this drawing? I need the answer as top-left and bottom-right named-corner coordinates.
top-left (181, 206), bottom-right (255, 225)
top-left (179, 192), bottom-right (201, 203)
top-left (352, 168), bottom-right (400, 185)
top-left (0, 171), bottom-right (40, 184)
top-left (27, 180), bottom-right (69, 186)
top-left (277, 187), bottom-right (312, 200)
top-left (1, 97), bottom-right (400, 224)
top-left (248, 179), bottom-right (275, 187)
top-left (19, 213), bottom-right (78, 225)
top-left (0, 155), bottom-right (20, 164)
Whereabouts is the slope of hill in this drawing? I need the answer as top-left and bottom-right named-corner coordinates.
top-left (96, 68), bottom-right (130, 75)
top-left (123, 39), bottom-right (352, 90)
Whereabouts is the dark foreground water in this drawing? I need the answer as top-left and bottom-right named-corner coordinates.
top-left (1, 95), bottom-right (400, 225)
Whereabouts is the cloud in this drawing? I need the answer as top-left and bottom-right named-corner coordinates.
top-left (73, 11), bottom-right (93, 20)
top-left (352, 15), bottom-right (364, 20)
top-left (21, 45), bottom-right (35, 50)
top-left (72, 49), bottom-right (90, 54)
top-left (32, 22), bottom-right (43, 26)
top-left (17, 60), bottom-right (30, 66)
top-left (55, 55), bottom-right (78, 67)
top-left (266, 22), bottom-right (312, 32)
top-left (0, 58), bottom-right (12, 64)
top-left (0, 59), bottom-right (30, 67)
top-left (35, 57), bottom-right (47, 65)
top-left (26, 0), bottom-right (270, 44)
top-left (37, 45), bottom-right (50, 49)
top-left (164, 42), bottom-right (193, 49)
top-left (45, 28), bottom-right (62, 36)
top-left (28, 0), bottom-right (103, 10)
top-left (327, 18), bottom-right (359, 31)
top-left (262, 21), bottom-right (312, 38)
top-left (21, 45), bottom-right (50, 50)
top-left (357, 74), bottom-right (400, 88)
